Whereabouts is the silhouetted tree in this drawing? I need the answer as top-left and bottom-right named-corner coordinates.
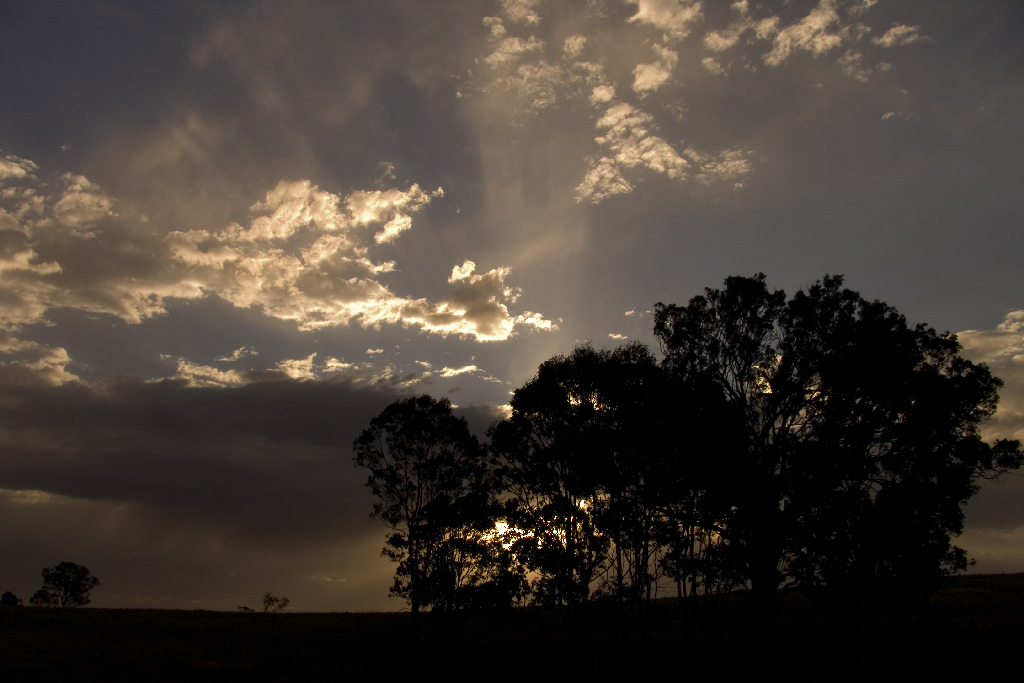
top-left (654, 274), bottom-right (1023, 626)
top-left (262, 591), bottom-right (289, 613)
top-left (417, 492), bottom-right (528, 610)
top-left (29, 588), bottom-right (55, 607)
top-left (353, 395), bottom-right (488, 614)
top-left (0, 591), bottom-right (21, 607)
top-left (651, 371), bottom-right (745, 611)
top-left (490, 343), bottom-right (675, 605)
top-left (31, 562), bottom-right (100, 608)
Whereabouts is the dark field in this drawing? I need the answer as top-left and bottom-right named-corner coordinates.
top-left (3, 573), bottom-right (1022, 681)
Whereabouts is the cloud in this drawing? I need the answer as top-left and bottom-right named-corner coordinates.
top-left (481, 16), bottom-right (605, 114)
top-left (684, 146), bottom-right (754, 188)
top-left (0, 152), bottom-right (39, 182)
top-left (0, 154), bottom-right (553, 350)
top-left (276, 353), bottom-right (318, 381)
top-left (413, 260), bottom-right (556, 340)
top-left (500, 0), bottom-right (543, 26)
top-left (958, 311), bottom-right (1024, 442)
top-left (51, 174), bottom-right (117, 236)
top-left (439, 365), bottom-right (480, 378)
top-left (0, 378), bottom-right (393, 525)
top-left (475, 5), bottom-right (766, 205)
top-left (958, 310), bottom-right (1024, 369)
top-left (576, 103), bottom-right (688, 202)
top-left (0, 334), bottom-right (78, 387)
top-left (703, 1), bottom-right (779, 54)
top-left (632, 43), bottom-right (679, 94)
top-left (170, 358), bottom-right (252, 387)
top-left (564, 34), bottom-right (587, 59)
top-left (695, 1), bottom-right (923, 80)
top-left (590, 84), bottom-right (616, 105)
top-left (0, 376), bottom-right (420, 610)
top-left (216, 346), bottom-right (259, 362)
top-left (163, 348), bottom-right (506, 397)
top-left (873, 23), bottom-right (927, 48)
top-left (763, 0), bottom-right (845, 66)
top-left (483, 15), bottom-right (545, 67)
top-left (625, 0), bottom-right (704, 40)
top-left (0, 166), bottom-right (206, 327)
top-left (576, 104), bottom-right (754, 202)
top-left (168, 352), bottom-right (428, 391)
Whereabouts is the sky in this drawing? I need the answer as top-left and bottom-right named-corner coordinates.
top-left (1, 0), bottom-right (1022, 612)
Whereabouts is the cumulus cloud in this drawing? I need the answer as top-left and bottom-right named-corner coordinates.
top-left (563, 34), bottom-right (587, 59)
top-left (873, 23), bottom-right (927, 48)
top-left (684, 146), bottom-right (754, 188)
top-left (413, 260), bottom-right (556, 340)
top-left (958, 310), bottom-right (1024, 369)
top-left (475, 2), bottom-right (763, 204)
top-left (482, 14), bottom-right (545, 67)
top-left (0, 334), bottom-right (78, 387)
top-left (703, 1), bottom-right (779, 54)
top-left (763, 0), bottom-right (844, 66)
top-left (170, 358), bottom-right (251, 387)
top-left (216, 346), bottom-right (259, 362)
top-left (632, 43), bottom-right (678, 94)
top-left (0, 154), bottom-right (553, 352)
top-left (958, 310), bottom-right (1024, 442)
top-left (500, 0), bottom-right (543, 25)
top-left (0, 152), bottom-right (39, 182)
top-left (954, 312), bottom-right (1024, 562)
top-left (625, 0), bottom-right (704, 39)
top-left (439, 365), bottom-right (481, 378)
top-left (165, 347), bottom-right (506, 397)
top-left (576, 103), bottom-right (688, 202)
top-left (0, 165), bottom-right (207, 328)
top-left (701, 56), bottom-right (726, 76)
top-left (481, 16), bottom-right (606, 114)
top-left (277, 353), bottom-right (318, 381)
top-left (693, 0), bottom-right (922, 79)
top-left (52, 174), bottom-right (117, 236)
top-left (474, 0), bottom-right (921, 205)
top-left (576, 104), bottom-right (753, 202)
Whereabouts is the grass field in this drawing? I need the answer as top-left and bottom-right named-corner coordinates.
top-left (2, 573), bottom-right (1022, 681)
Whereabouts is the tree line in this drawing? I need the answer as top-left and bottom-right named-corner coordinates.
top-left (0, 561), bottom-right (100, 608)
top-left (355, 274), bottom-right (1022, 625)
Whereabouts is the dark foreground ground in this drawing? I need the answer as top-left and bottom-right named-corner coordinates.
top-left (2, 573), bottom-right (1022, 681)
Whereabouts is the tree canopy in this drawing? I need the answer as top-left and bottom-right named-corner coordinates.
top-left (30, 562), bottom-right (100, 608)
top-left (653, 274), bottom-right (1022, 619)
top-left (352, 395), bottom-right (500, 613)
top-left (353, 274), bottom-right (1022, 624)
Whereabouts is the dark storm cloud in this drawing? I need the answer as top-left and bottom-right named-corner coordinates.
top-left (0, 375), bottom-right (507, 611)
top-left (0, 378), bottom-right (401, 542)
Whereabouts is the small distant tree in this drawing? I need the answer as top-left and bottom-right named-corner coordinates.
top-left (262, 591), bottom-right (289, 613)
top-left (33, 562), bottom-right (100, 608)
top-left (0, 591), bottom-right (22, 607)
